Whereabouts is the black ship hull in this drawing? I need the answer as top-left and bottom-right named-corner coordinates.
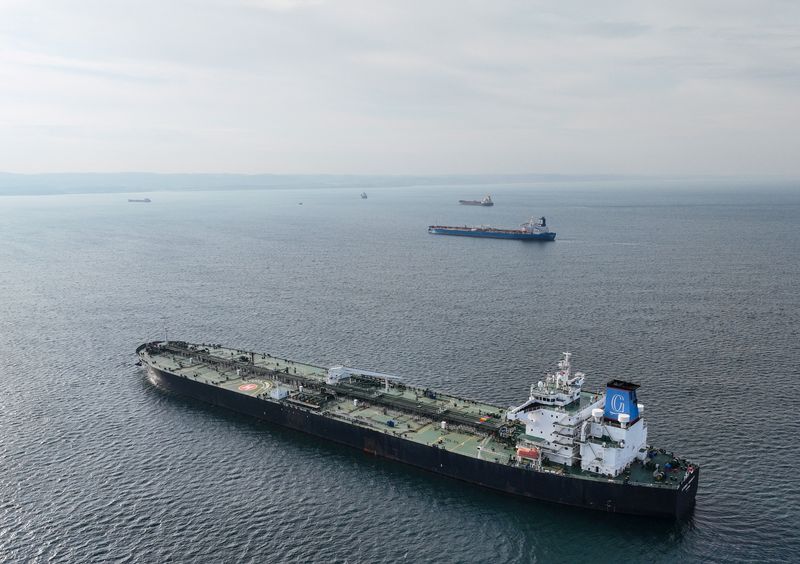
top-left (148, 366), bottom-right (698, 518)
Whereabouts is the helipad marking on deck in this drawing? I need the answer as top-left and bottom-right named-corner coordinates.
top-left (239, 383), bottom-right (258, 392)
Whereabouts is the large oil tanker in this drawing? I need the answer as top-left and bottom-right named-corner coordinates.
top-left (137, 342), bottom-right (699, 518)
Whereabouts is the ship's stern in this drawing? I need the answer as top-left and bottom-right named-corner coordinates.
top-left (675, 465), bottom-right (700, 519)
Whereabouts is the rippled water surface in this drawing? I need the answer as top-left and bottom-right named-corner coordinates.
top-left (1, 183), bottom-right (799, 563)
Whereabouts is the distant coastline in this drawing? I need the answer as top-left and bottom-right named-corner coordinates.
top-left (0, 172), bottom-right (795, 197)
top-left (0, 172), bottom-right (623, 196)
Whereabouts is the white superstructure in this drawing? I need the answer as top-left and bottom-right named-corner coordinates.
top-left (506, 353), bottom-right (648, 477)
top-left (520, 216), bottom-right (551, 234)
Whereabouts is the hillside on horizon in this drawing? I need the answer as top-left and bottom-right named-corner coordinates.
top-left (1, 172), bottom-right (795, 196)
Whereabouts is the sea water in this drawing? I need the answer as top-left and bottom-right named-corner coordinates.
top-left (1, 181), bottom-right (798, 562)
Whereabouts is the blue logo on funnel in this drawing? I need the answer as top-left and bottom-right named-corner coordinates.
top-left (604, 380), bottom-right (640, 421)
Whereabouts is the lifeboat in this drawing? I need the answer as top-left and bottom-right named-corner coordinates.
top-left (517, 447), bottom-right (540, 460)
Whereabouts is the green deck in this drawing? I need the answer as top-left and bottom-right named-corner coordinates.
top-left (141, 342), bottom-right (690, 489)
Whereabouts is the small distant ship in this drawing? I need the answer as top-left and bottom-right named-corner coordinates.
top-left (128, 198), bottom-right (151, 203)
top-left (429, 216), bottom-right (556, 241)
top-left (361, 192), bottom-right (368, 199)
top-left (459, 195), bottom-right (493, 206)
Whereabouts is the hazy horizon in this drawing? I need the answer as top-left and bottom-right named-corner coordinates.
top-left (1, 171), bottom-right (798, 197)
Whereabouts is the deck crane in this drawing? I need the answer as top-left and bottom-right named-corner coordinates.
top-left (326, 365), bottom-right (402, 391)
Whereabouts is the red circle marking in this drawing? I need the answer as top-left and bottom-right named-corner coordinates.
top-left (239, 383), bottom-right (258, 391)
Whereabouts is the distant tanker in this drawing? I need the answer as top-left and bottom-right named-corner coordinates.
top-left (459, 194), bottom-right (493, 206)
top-left (429, 216), bottom-right (556, 241)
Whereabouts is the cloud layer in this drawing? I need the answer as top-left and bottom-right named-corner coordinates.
top-left (1, 0), bottom-right (798, 175)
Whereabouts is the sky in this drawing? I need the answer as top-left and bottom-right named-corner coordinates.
top-left (1, 0), bottom-right (799, 176)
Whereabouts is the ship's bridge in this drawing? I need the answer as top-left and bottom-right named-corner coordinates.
top-left (507, 352), bottom-right (585, 418)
